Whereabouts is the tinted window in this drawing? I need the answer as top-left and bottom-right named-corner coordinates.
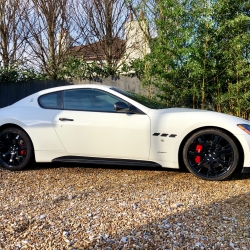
top-left (111, 87), bottom-right (167, 109)
top-left (63, 89), bottom-right (126, 112)
top-left (39, 92), bottom-right (62, 109)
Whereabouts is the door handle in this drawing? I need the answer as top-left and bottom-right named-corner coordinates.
top-left (59, 118), bottom-right (74, 121)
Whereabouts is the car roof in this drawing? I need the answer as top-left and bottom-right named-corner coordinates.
top-left (36, 84), bottom-right (111, 95)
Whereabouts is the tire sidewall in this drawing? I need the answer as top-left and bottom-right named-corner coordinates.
top-left (183, 129), bottom-right (239, 181)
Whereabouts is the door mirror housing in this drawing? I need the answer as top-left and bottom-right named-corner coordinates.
top-left (114, 101), bottom-right (129, 112)
top-left (114, 101), bottom-right (143, 114)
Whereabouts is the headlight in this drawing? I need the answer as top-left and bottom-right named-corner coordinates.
top-left (237, 124), bottom-right (250, 135)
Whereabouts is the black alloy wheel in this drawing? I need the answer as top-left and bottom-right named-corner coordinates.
top-left (183, 129), bottom-right (240, 181)
top-left (0, 127), bottom-right (33, 170)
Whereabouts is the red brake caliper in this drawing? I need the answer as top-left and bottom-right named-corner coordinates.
top-left (19, 140), bottom-right (26, 156)
top-left (20, 150), bottom-right (26, 156)
top-left (195, 144), bottom-right (203, 163)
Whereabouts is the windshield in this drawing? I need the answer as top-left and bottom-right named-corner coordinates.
top-left (110, 87), bottom-right (167, 109)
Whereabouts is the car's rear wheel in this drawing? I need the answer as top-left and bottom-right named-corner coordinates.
top-left (183, 129), bottom-right (240, 181)
top-left (0, 127), bottom-right (33, 170)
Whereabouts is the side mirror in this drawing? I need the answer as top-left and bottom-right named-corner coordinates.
top-left (114, 101), bottom-right (129, 112)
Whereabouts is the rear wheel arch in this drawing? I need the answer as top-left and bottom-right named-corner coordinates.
top-left (0, 124), bottom-right (35, 170)
top-left (178, 126), bottom-right (244, 177)
top-left (0, 124), bottom-right (34, 148)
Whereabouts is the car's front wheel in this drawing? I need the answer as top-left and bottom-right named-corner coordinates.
top-left (183, 129), bottom-right (240, 181)
top-left (0, 127), bottom-right (33, 170)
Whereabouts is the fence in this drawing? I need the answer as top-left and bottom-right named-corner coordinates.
top-left (0, 76), bottom-right (144, 108)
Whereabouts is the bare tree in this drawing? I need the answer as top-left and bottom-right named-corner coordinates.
top-left (0, 0), bottom-right (151, 79)
top-left (129, 0), bottom-right (158, 40)
top-left (0, 0), bottom-right (29, 68)
top-left (23, 0), bottom-right (80, 79)
top-left (72, 0), bottom-right (130, 74)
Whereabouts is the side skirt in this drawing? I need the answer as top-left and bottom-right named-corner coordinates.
top-left (52, 156), bottom-right (162, 168)
top-left (242, 167), bottom-right (250, 174)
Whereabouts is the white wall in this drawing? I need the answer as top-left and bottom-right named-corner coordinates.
top-left (124, 20), bottom-right (151, 63)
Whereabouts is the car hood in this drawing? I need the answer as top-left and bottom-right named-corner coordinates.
top-left (147, 107), bottom-right (250, 136)
top-left (155, 107), bottom-right (226, 115)
top-left (152, 107), bottom-right (248, 122)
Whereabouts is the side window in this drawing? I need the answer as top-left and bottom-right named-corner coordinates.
top-left (39, 91), bottom-right (62, 109)
top-left (63, 89), bottom-right (127, 112)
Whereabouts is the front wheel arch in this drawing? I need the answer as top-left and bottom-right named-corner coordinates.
top-left (178, 126), bottom-right (244, 177)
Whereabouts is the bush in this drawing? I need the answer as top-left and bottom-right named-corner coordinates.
top-left (0, 65), bottom-right (46, 83)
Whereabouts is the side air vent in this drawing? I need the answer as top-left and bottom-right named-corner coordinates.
top-left (169, 134), bottom-right (177, 138)
top-left (153, 133), bottom-right (160, 136)
top-left (161, 133), bottom-right (168, 137)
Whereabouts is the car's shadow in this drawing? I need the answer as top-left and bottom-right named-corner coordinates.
top-left (14, 162), bottom-right (250, 181)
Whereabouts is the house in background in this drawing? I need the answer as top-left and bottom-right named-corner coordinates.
top-left (57, 13), bottom-right (150, 68)
top-left (68, 37), bottom-right (126, 64)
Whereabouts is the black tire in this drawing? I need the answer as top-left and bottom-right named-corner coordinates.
top-left (0, 127), bottom-right (33, 170)
top-left (183, 129), bottom-right (240, 181)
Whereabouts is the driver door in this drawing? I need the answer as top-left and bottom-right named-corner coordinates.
top-left (53, 88), bottom-right (150, 160)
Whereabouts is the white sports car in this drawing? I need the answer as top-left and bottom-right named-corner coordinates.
top-left (0, 84), bottom-right (250, 181)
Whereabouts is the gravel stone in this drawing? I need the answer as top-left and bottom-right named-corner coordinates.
top-left (0, 164), bottom-right (250, 249)
top-left (40, 214), bottom-right (46, 220)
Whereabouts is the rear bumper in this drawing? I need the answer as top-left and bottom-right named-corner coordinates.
top-left (242, 167), bottom-right (250, 174)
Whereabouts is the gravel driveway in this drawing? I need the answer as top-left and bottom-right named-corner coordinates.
top-left (1, 164), bottom-right (250, 249)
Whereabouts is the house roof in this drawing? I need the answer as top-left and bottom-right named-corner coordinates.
top-left (69, 38), bottom-right (125, 61)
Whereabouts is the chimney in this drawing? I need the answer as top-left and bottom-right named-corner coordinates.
top-left (57, 28), bottom-right (72, 52)
top-left (61, 28), bottom-right (67, 34)
top-left (128, 4), bottom-right (133, 21)
top-left (140, 11), bottom-right (144, 19)
top-left (129, 12), bottom-right (133, 21)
